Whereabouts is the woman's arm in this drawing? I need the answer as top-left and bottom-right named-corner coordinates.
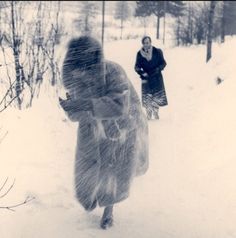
top-left (135, 53), bottom-right (149, 79)
top-left (90, 64), bottom-right (129, 119)
top-left (158, 49), bottom-right (167, 71)
top-left (60, 63), bottom-right (130, 120)
top-left (149, 49), bottom-right (167, 76)
top-left (134, 53), bottom-right (144, 75)
top-left (59, 96), bottom-right (91, 122)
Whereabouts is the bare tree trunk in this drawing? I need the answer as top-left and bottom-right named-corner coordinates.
top-left (120, 17), bottom-right (123, 39)
top-left (143, 17), bottom-right (147, 35)
top-left (51, 44), bottom-right (56, 86)
top-left (51, 1), bottom-right (60, 86)
top-left (101, 1), bottom-right (105, 48)
top-left (85, 14), bottom-right (89, 32)
top-left (221, 1), bottom-right (226, 43)
top-left (163, 1), bottom-right (167, 44)
top-left (187, 2), bottom-right (193, 44)
top-left (177, 16), bottom-right (180, 46)
top-left (206, 1), bottom-right (216, 62)
top-left (156, 14), bottom-right (160, 39)
top-left (11, 1), bottom-right (22, 109)
top-left (120, 2), bottom-right (124, 40)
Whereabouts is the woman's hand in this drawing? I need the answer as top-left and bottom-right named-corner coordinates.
top-left (140, 72), bottom-right (149, 80)
top-left (59, 96), bottom-right (92, 112)
top-left (59, 97), bottom-right (75, 112)
top-left (142, 72), bottom-right (148, 78)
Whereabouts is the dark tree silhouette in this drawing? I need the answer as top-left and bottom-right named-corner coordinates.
top-left (206, 1), bottom-right (217, 62)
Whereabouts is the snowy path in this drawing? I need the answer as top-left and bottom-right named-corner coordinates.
top-left (1, 39), bottom-right (236, 238)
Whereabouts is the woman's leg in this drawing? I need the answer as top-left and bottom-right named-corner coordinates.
top-left (146, 104), bottom-right (152, 120)
top-left (143, 93), bottom-right (153, 120)
top-left (151, 92), bottom-right (160, 120)
top-left (152, 105), bottom-right (159, 119)
top-left (100, 205), bottom-right (114, 229)
top-left (142, 83), bottom-right (152, 120)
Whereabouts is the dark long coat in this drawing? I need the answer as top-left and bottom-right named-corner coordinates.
top-left (62, 56), bottom-right (149, 209)
top-left (135, 46), bottom-right (168, 106)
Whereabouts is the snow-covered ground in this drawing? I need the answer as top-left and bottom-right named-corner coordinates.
top-left (1, 35), bottom-right (236, 238)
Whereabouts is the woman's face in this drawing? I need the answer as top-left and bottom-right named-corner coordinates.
top-left (143, 38), bottom-right (152, 51)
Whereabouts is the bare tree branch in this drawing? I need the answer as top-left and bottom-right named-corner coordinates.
top-left (0, 130), bottom-right (8, 144)
top-left (0, 94), bottom-right (21, 113)
top-left (0, 196), bottom-right (35, 212)
top-left (0, 80), bottom-right (16, 105)
top-left (0, 178), bottom-right (15, 198)
top-left (0, 44), bottom-right (13, 97)
top-left (0, 178), bottom-right (35, 211)
top-left (0, 177), bottom-right (8, 192)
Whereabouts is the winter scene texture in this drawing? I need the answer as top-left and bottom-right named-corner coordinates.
top-left (0, 1), bottom-right (236, 238)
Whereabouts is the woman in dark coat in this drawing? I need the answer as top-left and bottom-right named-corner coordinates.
top-left (135, 36), bottom-right (168, 120)
top-left (59, 36), bottom-right (148, 229)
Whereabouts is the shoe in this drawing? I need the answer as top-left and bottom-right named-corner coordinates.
top-left (100, 216), bottom-right (113, 229)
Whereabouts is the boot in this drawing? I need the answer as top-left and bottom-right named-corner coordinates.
top-left (100, 206), bottom-right (114, 229)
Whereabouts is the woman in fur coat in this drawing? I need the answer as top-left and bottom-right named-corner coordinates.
top-left (59, 36), bottom-right (148, 229)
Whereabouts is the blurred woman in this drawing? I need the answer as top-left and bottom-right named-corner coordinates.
top-left (59, 36), bottom-right (148, 229)
top-left (135, 36), bottom-right (168, 120)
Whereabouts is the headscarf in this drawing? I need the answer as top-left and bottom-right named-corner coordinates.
top-left (140, 46), bottom-right (153, 61)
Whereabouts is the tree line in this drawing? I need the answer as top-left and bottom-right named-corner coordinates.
top-left (135, 1), bottom-right (236, 61)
